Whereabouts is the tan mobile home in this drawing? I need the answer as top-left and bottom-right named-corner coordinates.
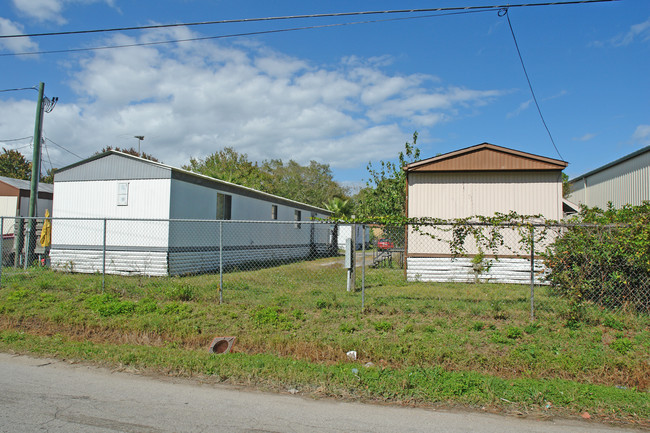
top-left (404, 143), bottom-right (567, 283)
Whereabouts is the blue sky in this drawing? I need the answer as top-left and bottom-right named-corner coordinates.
top-left (1, 0), bottom-right (648, 191)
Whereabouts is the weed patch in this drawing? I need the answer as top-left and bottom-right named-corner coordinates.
top-left (0, 263), bottom-right (648, 426)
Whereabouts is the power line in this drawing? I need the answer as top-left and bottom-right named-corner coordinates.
top-left (44, 137), bottom-right (84, 160)
top-left (1, 10), bottom-right (490, 58)
top-left (42, 138), bottom-right (54, 176)
top-left (500, 8), bottom-right (564, 161)
top-left (0, 0), bottom-right (617, 40)
top-left (0, 87), bottom-right (38, 92)
top-left (0, 136), bottom-right (33, 143)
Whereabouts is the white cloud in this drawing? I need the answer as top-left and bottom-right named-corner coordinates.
top-left (573, 133), bottom-right (597, 142)
top-left (0, 17), bottom-right (39, 54)
top-left (632, 124), bottom-right (650, 144)
top-left (11, 0), bottom-right (117, 24)
top-left (0, 30), bottom-right (504, 176)
top-left (506, 99), bottom-right (532, 118)
top-left (12, 0), bottom-right (66, 24)
top-left (610, 17), bottom-right (650, 47)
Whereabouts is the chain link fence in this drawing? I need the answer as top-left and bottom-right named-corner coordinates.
top-left (1, 216), bottom-right (648, 318)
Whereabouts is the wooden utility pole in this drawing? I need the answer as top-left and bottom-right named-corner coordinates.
top-left (25, 82), bottom-right (44, 267)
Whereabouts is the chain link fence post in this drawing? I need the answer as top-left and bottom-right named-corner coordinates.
top-left (530, 224), bottom-right (535, 321)
top-left (0, 217), bottom-right (3, 287)
top-left (14, 217), bottom-right (24, 268)
top-left (361, 224), bottom-right (366, 311)
top-left (219, 220), bottom-right (223, 304)
top-left (102, 218), bottom-right (107, 293)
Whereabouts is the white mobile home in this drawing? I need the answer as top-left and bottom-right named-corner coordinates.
top-left (568, 145), bottom-right (650, 209)
top-left (50, 151), bottom-right (333, 276)
top-left (404, 143), bottom-right (567, 284)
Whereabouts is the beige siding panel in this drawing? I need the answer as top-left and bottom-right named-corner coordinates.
top-left (406, 171), bottom-right (561, 256)
top-left (407, 171), bottom-right (563, 220)
top-left (0, 197), bottom-right (18, 235)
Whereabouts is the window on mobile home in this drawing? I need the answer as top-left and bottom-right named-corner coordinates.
top-left (117, 182), bottom-right (129, 206)
top-left (294, 210), bottom-right (301, 229)
top-left (217, 193), bottom-right (232, 220)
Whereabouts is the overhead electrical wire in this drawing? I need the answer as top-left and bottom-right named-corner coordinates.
top-left (44, 137), bottom-right (84, 160)
top-left (0, 87), bottom-right (38, 92)
top-left (42, 138), bottom-right (54, 178)
top-left (0, 0), bottom-right (618, 40)
top-left (1, 10), bottom-right (491, 57)
top-left (1, 0), bottom-right (610, 160)
top-left (499, 8), bottom-right (564, 161)
top-left (0, 136), bottom-right (33, 143)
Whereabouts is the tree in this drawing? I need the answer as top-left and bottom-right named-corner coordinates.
top-left (562, 173), bottom-right (571, 198)
top-left (324, 197), bottom-right (353, 218)
top-left (100, 146), bottom-right (160, 162)
top-left (0, 148), bottom-right (32, 180)
top-left (184, 148), bottom-right (348, 208)
top-left (183, 147), bottom-right (270, 190)
top-left (356, 131), bottom-right (420, 219)
top-left (40, 168), bottom-right (57, 184)
top-left (262, 159), bottom-right (348, 207)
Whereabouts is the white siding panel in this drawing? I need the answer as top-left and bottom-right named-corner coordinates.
top-left (52, 180), bottom-right (171, 250)
top-left (53, 179), bottom-right (171, 219)
top-left (406, 257), bottom-right (547, 284)
top-left (50, 249), bottom-right (168, 276)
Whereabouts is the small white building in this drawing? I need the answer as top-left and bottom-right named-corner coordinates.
top-left (404, 143), bottom-right (567, 284)
top-left (336, 225), bottom-right (370, 250)
top-left (568, 145), bottom-right (650, 209)
top-left (51, 151), bottom-right (333, 276)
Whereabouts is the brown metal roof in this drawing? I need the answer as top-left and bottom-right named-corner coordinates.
top-left (404, 143), bottom-right (567, 172)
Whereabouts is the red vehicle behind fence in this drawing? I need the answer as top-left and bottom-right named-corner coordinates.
top-left (377, 238), bottom-right (394, 250)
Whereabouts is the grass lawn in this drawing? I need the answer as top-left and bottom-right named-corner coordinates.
top-left (0, 258), bottom-right (648, 427)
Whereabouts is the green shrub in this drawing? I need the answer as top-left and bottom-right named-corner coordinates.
top-left (543, 203), bottom-right (650, 314)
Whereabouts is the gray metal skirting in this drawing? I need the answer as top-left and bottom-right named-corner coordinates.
top-left (49, 243), bottom-right (332, 276)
